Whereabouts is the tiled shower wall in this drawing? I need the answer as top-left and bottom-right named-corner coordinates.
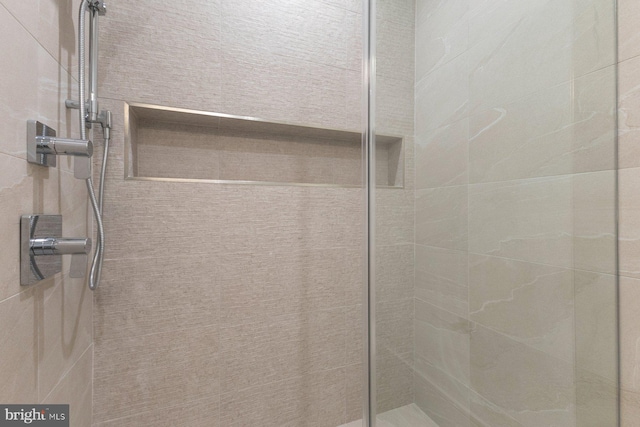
top-left (414, 0), bottom-right (618, 426)
top-left (618, 0), bottom-right (640, 425)
top-left (93, 1), bottom-right (414, 426)
top-left (0, 1), bottom-right (92, 425)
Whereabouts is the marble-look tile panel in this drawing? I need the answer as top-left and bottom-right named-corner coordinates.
top-left (469, 66), bottom-right (616, 183)
top-left (37, 275), bottom-right (93, 401)
top-left (414, 372), bottom-right (471, 427)
top-left (42, 346), bottom-right (92, 427)
top-left (415, 0), bottom-right (469, 80)
top-left (415, 52), bottom-right (469, 135)
top-left (575, 368), bottom-right (619, 427)
top-left (468, 254), bottom-right (574, 363)
top-left (470, 323), bottom-right (576, 427)
top-left (468, 175), bottom-right (573, 268)
top-left (618, 0), bottom-right (640, 62)
top-left (618, 55), bottom-right (640, 169)
top-left (468, 0), bottom-right (615, 115)
top-left (0, 288), bottom-right (38, 404)
top-left (415, 299), bottom-right (470, 385)
top-left (416, 118), bottom-right (468, 189)
top-left (572, 170), bottom-right (617, 274)
top-left (0, 0), bottom-right (81, 75)
top-left (622, 390), bottom-right (640, 427)
top-left (414, 353), bottom-right (471, 414)
top-left (415, 245), bottom-right (468, 317)
top-left (619, 168), bottom-right (640, 278)
top-left (574, 271), bottom-right (618, 382)
top-left (416, 185), bottom-right (468, 251)
top-left (620, 276), bottom-right (640, 393)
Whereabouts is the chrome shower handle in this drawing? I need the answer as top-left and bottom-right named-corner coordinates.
top-left (35, 136), bottom-right (93, 157)
top-left (30, 237), bottom-right (92, 256)
top-left (27, 120), bottom-right (94, 179)
top-left (30, 236), bottom-right (92, 279)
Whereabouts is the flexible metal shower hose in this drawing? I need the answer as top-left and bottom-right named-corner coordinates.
top-left (78, 0), bottom-right (108, 290)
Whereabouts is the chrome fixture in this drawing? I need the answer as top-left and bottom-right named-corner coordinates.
top-left (26, 120), bottom-right (93, 179)
top-left (66, 0), bottom-right (111, 291)
top-left (20, 215), bottom-right (92, 286)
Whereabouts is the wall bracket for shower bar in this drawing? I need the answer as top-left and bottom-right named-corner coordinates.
top-left (20, 215), bottom-right (92, 286)
top-left (27, 120), bottom-right (93, 179)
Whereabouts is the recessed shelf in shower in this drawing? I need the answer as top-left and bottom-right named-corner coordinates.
top-left (125, 102), bottom-right (403, 187)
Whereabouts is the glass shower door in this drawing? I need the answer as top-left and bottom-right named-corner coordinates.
top-left (370, 0), bottom-right (619, 426)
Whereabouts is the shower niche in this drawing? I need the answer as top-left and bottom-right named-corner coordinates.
top-left (125, 102), bottom-right (403, 187)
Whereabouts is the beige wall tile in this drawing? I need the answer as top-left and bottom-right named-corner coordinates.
top-left (415, 245), bottom-right (468, 317)
top-left (415, 0), bottom-right (469, 81)
top-left (346, 363), bottom-right (364, 423)
top-left (98, 0), bottom-right (223, 112)
top-left (575, 368), bottom-right (618, 427)
top-left (0, 0), bottom-right (81, 76)
top-left (377, 76), bottom-right (415, 136)
top-left (0, 5), bottom-right (76, 167)
top-left (469, 66), bottom-right (616, 183)
top-left (572, 170), bottom-right (617, 274)
top-left (415, 52), bottom-right (469, 135)
top-left (0, 289), bottom-right (38, 404)
top-left (470, 323), bottom-right (576, 427)
top-left (415, 299), bottom-right (470, 386)
top-left (37, 275), bottom-right (93, 401)
top-left (468, 255), bottom-right (574, 363)
top-left (377, 17), bottom-right (415, 82)
top-left (94, 397), bottom-right (219, 427)
top-left (0, 2), bottom-right (91, 420)
top-left (218, 248), bottom-right (354, 327)
top-left (620, 276), bottom-right (640, 393)
top-left (93, 326), bottom-right (220, 422)
top-left (414, 371), bottom-right (471, 427)
top-left (94, 255), bottom-right (219, 342)
top-left (346, 305), bottom-right (364, 366)
top-left (414, 353), bottom-right (471, 415)
top-left (468, 176), bottom-right (573, 268)
top-left (469, 388), bottom-right (522, 427)
top-left (618, 0), bottom-right (640, 62)
top-left (42, 346), bottom-right (92, 427)
top-left (219, 308), bottom-right (346, 394)
top-left (376, 188), bottom-right (415, 246)
top-left (622, 390), bottom-right (640, 427)
top-left (377, 298), bottom-right (413, 355)
top-left (468, 0), bottom-right (614, 115)
top-left (376, 347), bottom-right (414, 413)
top-left (376, 244), bottom-right (414, 302)
top-left (619, 168), bottom-right (640, 278)
top-left (619, 55), bottom-right (640, 169)
top-left (574, 272), bottom-right (618, 381)
top-left (416, 119), bottom-right (468, 189)
top-left (416, 185), bottom-right (468, 251)
top-left (220, 368), bottom-right (347, 427)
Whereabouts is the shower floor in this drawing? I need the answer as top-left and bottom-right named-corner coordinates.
top-left (339, 403), bottom-right (439, 427)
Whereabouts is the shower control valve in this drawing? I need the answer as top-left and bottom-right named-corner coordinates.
top-left (27, 120), bottom-right (94, 179)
